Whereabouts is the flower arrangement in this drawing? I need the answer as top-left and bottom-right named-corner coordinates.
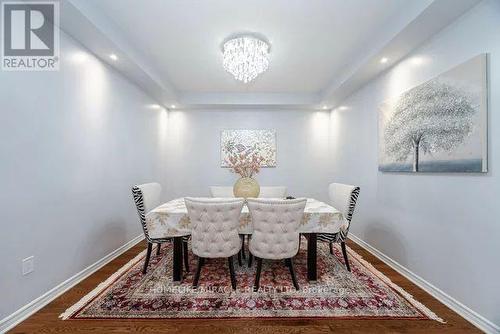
top-left (225, 150), bottom-right (264, 178)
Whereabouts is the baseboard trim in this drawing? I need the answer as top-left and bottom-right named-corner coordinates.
top-left (349, 234), bottom-right (499, 334)
top-left (0, 234), bottom-right (145, 333)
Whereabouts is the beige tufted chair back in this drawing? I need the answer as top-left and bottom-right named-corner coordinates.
top-left (259, 186), bottom-right (287, 198)
top-left (209, 186), bottom-right (235, 198)
top-left (247, 198), bottom-right (307, 260)
top-left (185, 198), bottom-right (244, 258)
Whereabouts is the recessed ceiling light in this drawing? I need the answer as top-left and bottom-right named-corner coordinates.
top-left (338, 106), bottom-right (348, 111)
top-left (170, 104), bottom-right (176, 109)
top-left (322, 105), bottom-right (328, 110)
top-left (109, 54), bottom-right (118, 61)
top-left (380, 57), bottom-right (389, 64)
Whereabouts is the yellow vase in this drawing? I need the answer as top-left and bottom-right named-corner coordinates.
top-left (233, 177), bottom-right (260, 198)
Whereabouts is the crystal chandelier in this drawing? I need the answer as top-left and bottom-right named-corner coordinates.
top-left (222, 36), bottom-right (270, 83)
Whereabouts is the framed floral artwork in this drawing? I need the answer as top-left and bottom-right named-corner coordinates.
top-left (221, 129), bottom-right (276, 167)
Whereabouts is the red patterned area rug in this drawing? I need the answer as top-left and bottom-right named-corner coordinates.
top-left (60, 242), bottom-right (443, 321)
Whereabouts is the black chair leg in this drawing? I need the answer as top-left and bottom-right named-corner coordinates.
top-left (143, 242), bottom-right (153, 274)
top-left (183, 241), bottom-right (189, 272)
top-left (240, 235), bottom-right (246, 259)
top-left (286, 258), bottom-right (300, 290)
top-left (253, 257), bottom-right (263, 292)
top-left (228, 256), bottom-right (237, 290)
top-left (237, 249), bottom-right (242, 266)
top-left (340, 241), bottom-right (351, 272)
top-left (248, 252), bottom-right (253, 267)
top-left (156, 243), bottom-right (161, 256)
top-left (329, 242), bottom-right (334, 255)
top-left (193, 257), bottom-right (204, 288)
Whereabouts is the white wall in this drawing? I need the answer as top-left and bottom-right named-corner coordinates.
top-left (0, 31), bottom-right (168, 319)
top-left (164, 109), bottom-right (332, 202)
top-left (2, 1), bottom-right (498, 331)
top-left (330, 0), bottom-right (499, 328)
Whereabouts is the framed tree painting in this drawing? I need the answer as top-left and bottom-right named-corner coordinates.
top-left (378, 54), bottom-right (488, 173)
top-left (221, 130), bottom-right (276, 167)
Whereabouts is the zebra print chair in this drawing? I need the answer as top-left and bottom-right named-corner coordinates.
top-left (317, 183), bottom-right (360, 272)
top-left (132, 183), bottom-right (189, 274)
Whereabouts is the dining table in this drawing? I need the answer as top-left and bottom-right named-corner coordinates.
top-left (146, 198), bottom-right (346, 282)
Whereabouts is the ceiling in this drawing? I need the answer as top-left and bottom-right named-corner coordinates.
top-left (62, 0), bottom-right (480, 110)
top-left (85, 0), bottom-right (406, 94)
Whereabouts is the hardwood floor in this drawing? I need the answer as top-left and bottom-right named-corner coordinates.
top-left (11, 240), bottom-right (480, 333)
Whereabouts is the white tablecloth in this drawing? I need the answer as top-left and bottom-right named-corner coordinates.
top-left (145, 198), bottom-right (346, 238)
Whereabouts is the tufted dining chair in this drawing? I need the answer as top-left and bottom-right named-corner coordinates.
top-left (247, 198), bottom-right (307, 291)
top-left (259, 186), bottom-right (288, 198)
top-left (209, 185), bottom-right (288, 264)
top-left (209, 186), bottom-right (235, 198)
top-left (317, 183), bottom-right (360, 272)
top-left (210, 186), bottom-right (288, 264)
top-left (185, 197), bottom-right (245, 290)
top-left (132, 183), bottom-right (190, 274)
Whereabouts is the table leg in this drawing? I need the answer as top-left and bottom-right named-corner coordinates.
top-left (307, 233), bottom-right (317, 281)
top-left (172, 237), bottom-right (183, 282)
